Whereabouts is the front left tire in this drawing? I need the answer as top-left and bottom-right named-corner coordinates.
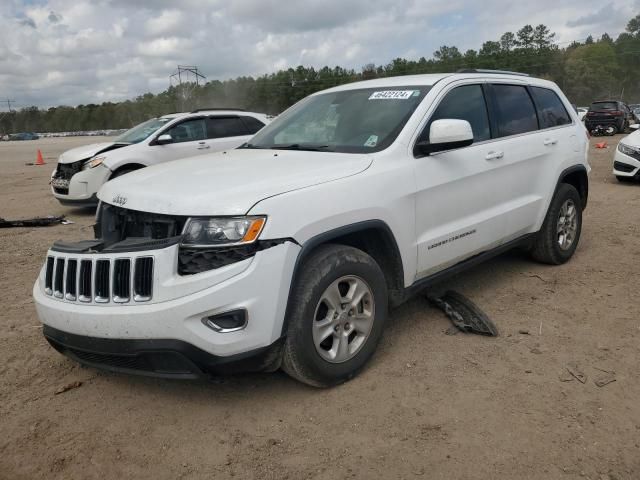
top-left (282, 244), bottom-right (388, 387)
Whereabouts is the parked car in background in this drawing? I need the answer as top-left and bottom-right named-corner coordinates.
top-left (34, 70), bottom-right (589, 387)
top-left (50, 109), bottom-right (270, 206)
top-left (9, 132), bottom-right (39, 140)
top-left (577, 107), bottom-right (588, 121)
top-left (631, 107), bottom-right (640, 123)
top-left (613, 127), bottom-right (640, 182)
top-left (585, 101), bottom-right (634, 134)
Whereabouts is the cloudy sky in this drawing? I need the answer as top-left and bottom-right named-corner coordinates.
top-left (1, 0), bottom-right (637, 108)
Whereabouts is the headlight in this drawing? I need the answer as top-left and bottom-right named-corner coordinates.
top-left (618, 143), bottom-right (638, 156)
top-left (181, 216), bottom-right (266, 247)
top-left (83, 155), bottom-right (106, 169)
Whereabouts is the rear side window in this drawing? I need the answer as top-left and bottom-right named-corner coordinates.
top-left (530, 87), bottom-right (572, 129)
top-left (241, 116), bottom-right (266, 134)
top-left (491, 84), bottom-right (539, 137)
top-left (207, 117), bottom-right (248, 138)
top-left (423, 84), bottom-right (490, 142)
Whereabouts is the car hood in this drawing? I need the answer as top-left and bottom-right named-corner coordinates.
top-left (58, 142), bottom-right (129, 164)
top-left (98, 149), bottom-right (373, 216)
top-left (620, 130), bottom-right (640, 148)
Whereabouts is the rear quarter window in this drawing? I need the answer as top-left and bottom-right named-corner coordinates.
top-left (241, 116), bottom-right (266, 134)
top-left (530, 87), bottom-right (572, 129)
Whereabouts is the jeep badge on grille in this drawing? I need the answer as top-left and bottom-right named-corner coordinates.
top-left (112, 194), bottom-right (127, 206)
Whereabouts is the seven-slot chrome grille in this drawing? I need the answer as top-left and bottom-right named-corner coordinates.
top-left (43, 256), bottom-right (154, 304)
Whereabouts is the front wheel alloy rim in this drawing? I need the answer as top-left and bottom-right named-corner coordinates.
top-left (557, 199), bottom-right (578, 250)
top-left (312, 275), bottom-right (375, 364)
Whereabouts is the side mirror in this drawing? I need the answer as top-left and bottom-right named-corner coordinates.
top-left (155, 134), bottom-right (173, 145)
top-left (415, 119), bottom-right (474, 156)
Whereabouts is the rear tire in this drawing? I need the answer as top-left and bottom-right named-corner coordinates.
top-left (282, 244), bottom-right (388, 387)
top-left (531, 183), bottom-right (582, 265)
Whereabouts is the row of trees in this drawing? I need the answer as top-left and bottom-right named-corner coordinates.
top-left (2, 15), bottom-right (640, 134)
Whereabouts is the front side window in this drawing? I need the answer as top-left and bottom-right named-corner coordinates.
top-left (421, 84), bottom-right (490, 142)
top-left (492, 84), bottom-right (539, 137)
top-left (165, 118), bottom-right (207, 143)
top-left (530, 87), bottom-right (572, 129)
top-left (207, 117), bottom-right (248, 138)
top-left (244, 86), bottom-right (430, 153)
top-left (116, 117), bottom-right (172, 144)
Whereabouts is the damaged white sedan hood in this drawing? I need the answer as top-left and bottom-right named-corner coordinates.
top-left (57, 142), bottom-right (127, 164)
top-left (98, 149), bottom-right (373, 216)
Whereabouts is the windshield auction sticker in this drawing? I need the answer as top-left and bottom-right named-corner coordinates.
top-left (369, 90), bottom-right (416, 100)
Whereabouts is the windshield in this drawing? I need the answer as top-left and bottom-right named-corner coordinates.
top-left (590, 102), bottom-right (617, 111)
top-left (244, 86), bottom-right (429, 153)
top-left (115, 117), bottom-right (173, 144)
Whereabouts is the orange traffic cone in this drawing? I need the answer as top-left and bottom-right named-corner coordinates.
top-left (594, 142), bottom-right (607, 149)
top-left (35, 149), bottom-right (46, 165)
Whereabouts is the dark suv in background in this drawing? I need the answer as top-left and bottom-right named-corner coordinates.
top-left (585, 101), bottom-right (634, 134)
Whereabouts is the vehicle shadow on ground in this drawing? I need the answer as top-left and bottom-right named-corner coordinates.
top-left (65, 206), bottom-right (97, 217)
top-left (79, 248), bottom-right (537, 400)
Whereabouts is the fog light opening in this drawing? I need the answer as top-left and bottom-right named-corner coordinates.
top-left (202, 310), bottom-right (248, 333)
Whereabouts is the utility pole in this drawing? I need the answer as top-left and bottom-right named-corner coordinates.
top-left (3, 99), bottom-right (16, 112)
top-left (169, 66), bottom-right (206, 112)
top-left (0, 99), bottom-right (16, 135)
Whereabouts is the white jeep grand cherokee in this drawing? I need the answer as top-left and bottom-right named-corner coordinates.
top-left (34, 71), bottom-right (589, 387)
top-left (50, 109), bottom-right (270, 207)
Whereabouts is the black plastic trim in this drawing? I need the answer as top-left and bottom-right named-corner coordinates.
top-left (405, 234), bottom-right (535, 298)
top-left (556, 164), bottom-right (589, 209)
top-left (281, 220), bottom-right (403, 335)
top-left (43, 325), bottom-right (284, 379)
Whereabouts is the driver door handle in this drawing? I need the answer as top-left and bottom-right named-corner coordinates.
top-left (543, 138), bottom-right (558, 146)
top-left (485, 151), bottom-right (504, 160)
top-left (197, 142), bottom-right (210, 150)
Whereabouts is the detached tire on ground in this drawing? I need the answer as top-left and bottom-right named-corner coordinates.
top-left (282, 244), bottom-right (388, 387)
top-left (531, 183), bottom-right (583, 265)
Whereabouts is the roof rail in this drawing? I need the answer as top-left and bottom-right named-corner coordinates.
top-left (190, 107), bottom-right (246, 113)
top-left (457, 69), bottom-right (530, 77)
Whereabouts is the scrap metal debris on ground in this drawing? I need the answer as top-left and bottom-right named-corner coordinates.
top-left (54, 381), bottom-right (83, 395)
top-left (427, 290), bottom-right (499, 336)
top-left (0, 215), bottom-right (65, 228)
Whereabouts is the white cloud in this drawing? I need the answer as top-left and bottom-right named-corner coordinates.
top-left (0, 0), bottom-right (636, 108)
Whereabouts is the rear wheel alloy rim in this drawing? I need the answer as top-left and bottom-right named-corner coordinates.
top-left (557, 199), bottom-right (578, 250)
top-left (312, 275), bottom-right (375, 364)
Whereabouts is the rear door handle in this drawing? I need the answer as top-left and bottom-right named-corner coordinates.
top-left (197, 142), bottom-right (210, 150)
top-left (543, 139), bottom-right (558, 146)
top-left (485, 151), bottom-right (504, 160)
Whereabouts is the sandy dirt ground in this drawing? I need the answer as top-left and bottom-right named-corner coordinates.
top-left (0, 135), bottom-right (639, 480)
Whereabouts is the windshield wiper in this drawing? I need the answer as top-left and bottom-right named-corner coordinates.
top-left (270, 144), bottom-right (332, 152)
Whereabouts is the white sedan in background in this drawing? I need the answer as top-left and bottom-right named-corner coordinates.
top-left (50, 109), bottom-right (270, 207)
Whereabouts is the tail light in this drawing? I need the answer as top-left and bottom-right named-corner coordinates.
top-left (611, 111), bottom-right (623, 116)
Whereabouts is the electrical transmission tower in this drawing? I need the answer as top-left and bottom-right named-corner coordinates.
top-left (169, 66), bottom-right (206, 111)
top-left (0, 99), bottom-right (16, 133)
